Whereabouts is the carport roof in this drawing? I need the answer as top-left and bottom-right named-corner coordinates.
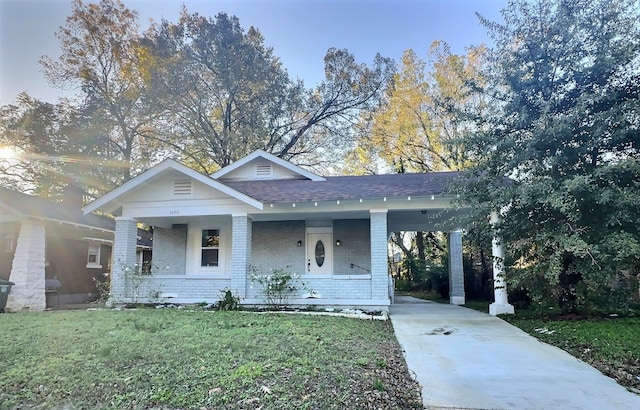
top-left (223, 171), bottom-right (463, 203)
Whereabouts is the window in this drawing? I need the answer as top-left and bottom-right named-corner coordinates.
top-left (87, 244), bottom-right (102, 268)
top-left (4, 234), bottom-right (16, 253)
top-left (201, 229), bottom-right (220, 267)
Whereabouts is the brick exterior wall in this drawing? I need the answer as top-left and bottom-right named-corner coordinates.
top-left (370, 210), bottom-right (390, 301)
top-left (111, 217), bottom-right (138, 303)
top-left (333, 219), bottom-right (370, 275)
top-left (152, 225), bottom-right (187, 275)
top-left (231, 215), bottom-right (252, 297)
top-left (251, 220), bottom-right (306, 274)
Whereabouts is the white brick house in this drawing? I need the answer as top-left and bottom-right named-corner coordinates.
top-left (84, 150), bottom-right (473, 311)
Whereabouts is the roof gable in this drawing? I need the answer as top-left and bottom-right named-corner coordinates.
top-left (212, 150), bottom-right (325, 182)
top-left (83, 159), bottom-right (263, 215)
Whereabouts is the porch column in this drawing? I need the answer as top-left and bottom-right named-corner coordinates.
top-left (370, 210), bottom-right (390, 302)
top-left (6, 220), bottom-right (46, 311)
top-left (448, 229), bottom-right (465, 305)
top-left (111, 217), bottom-right (138, 305)
top-left (489, 211), bottom-right (514, 315)
top-left (231, 213), bottom-right (252, 298)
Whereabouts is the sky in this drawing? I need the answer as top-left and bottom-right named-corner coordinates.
top-left (0, 0), bottom-right (507, 105)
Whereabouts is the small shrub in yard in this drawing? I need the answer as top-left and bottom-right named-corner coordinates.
top-left (215, 288), bottom-right (240, 311)
top-left (250, 266), bottom-right (305, 307)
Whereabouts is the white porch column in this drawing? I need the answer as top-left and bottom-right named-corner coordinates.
top-left (111, 217), bottom-right (138, 304)
top-left (448, 229), bottom-right (465, 305)
top-left (489, 211), bottom-right (514, 315)
top-left (6, 220), bottom-right (46, 311)
top-left (370, 210), bottom-right (390, 302)
top-left (231, 213), bottom-right (252, 298)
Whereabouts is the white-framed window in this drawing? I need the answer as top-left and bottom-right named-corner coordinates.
top-left (87, 243), bottom-right (102, 268)
top-left (201, 229), bottom-right (220, 267)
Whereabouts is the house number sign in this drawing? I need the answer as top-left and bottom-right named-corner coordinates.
top-left (169, 209), bottom-right (180, 215)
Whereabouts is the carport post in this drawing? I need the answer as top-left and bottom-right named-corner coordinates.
top-left (448, 229), bottom-right (465, 305)
top-left (489, 211), bottom-right (514, 315)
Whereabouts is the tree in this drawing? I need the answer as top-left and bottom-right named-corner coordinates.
top-left (464, 0), bottom-right (640, 312)
top-left (0, 93), bottom-right (112, 199)
top-left (142, 9), bottom-right (394, 173)
top-left (40, 0), bottom-right (161, 184)
top-left (344, 42), bottom-right (486, 175)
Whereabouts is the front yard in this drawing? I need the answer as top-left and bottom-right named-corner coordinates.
top-left (0, 308), bottom-right (422, 409)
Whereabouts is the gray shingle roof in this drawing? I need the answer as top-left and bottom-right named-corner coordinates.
top-left (222, 171), bottom-right (462, 203)
top-left (0, 187), bottom-right (115, 231)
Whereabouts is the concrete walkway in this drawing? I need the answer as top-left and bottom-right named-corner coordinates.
top-left (390, 296), bottom-right (640, 410)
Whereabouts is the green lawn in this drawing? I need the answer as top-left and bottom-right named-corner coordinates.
top-left (0, 309), bottom-right (422, 409)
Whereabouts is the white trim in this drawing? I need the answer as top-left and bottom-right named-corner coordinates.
top-left (369, 209), bottom-right (388, 214)
top-left (211, 150), bottom-right (326, 181)
top-left (83, 158), bottom-right (263, 215)
top-left (82, 237), bottom-right (113, 244)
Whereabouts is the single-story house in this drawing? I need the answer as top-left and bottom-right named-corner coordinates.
top-left (84, 150), bottom-right (514, 314)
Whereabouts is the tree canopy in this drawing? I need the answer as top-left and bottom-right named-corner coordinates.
top-left (1, 0), bottom-right (395, 197)
top-left (344, 42), bottom-right (485, 175)
top-left (464, 0), bottom-right (640, 312)
top-left (141, 9), bottom-right (394, 173)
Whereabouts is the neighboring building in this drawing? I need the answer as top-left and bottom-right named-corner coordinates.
top-left (84, 150), bottom-right (478, 311)
top-left (0, 186), bottom-right (114, 310)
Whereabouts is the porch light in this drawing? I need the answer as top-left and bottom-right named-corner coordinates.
top-left (335, 239), bottom-right (341, 246)
top-left (407, 196), bottom-right (411, 201)
top-left (383, 197), bottom-right (387, 202)
top-left (314, 202), bottom-right (318, 206)
top-left (292, 203), bottom-right (296, 207)
top-left (431, 195), bottom-right (435, 200)
top-left (297, 240), bottom-right (302, 247)
top-left (336, 200), bottom-right (340, 205)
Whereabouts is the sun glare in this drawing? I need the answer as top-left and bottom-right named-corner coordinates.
top-left (0, 147), bottom-right (16, 159)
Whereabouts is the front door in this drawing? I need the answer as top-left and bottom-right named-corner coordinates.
top-left (306, 229), bottom-right (332, 275)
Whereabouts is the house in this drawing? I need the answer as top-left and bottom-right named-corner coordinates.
top-left (84, 150), bottom-right (514, 313)
top-left (0, 185), bottom-right (114, 310)
top-left (0, 186), bottom-right (154, 311)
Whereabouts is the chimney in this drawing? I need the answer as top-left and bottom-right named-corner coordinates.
top-left (62, 183), bottom-right (84, 210)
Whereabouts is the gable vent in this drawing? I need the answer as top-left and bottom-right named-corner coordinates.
top-left (173, 180), bottom-right (193, 196)
top-left (255, 164), bottom-right (273, 178)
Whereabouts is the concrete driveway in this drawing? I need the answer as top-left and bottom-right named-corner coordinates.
top-left (390, 296), bottom-right (640, 410)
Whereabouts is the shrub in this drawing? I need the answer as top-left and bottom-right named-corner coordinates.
top-left (249, 266), bottom-right (304, 307)
top-left (215, 288), bottom-right (240, 311)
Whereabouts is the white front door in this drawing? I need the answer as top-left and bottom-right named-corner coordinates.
top-left (306, 229), bottom-right (332, 275)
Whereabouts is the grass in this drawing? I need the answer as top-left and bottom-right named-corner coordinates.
top-left (0, 308), bottom-right (422, 409)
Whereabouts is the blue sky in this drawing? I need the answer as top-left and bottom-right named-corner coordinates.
top-left (0, 0), bottom-right (506, 105)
